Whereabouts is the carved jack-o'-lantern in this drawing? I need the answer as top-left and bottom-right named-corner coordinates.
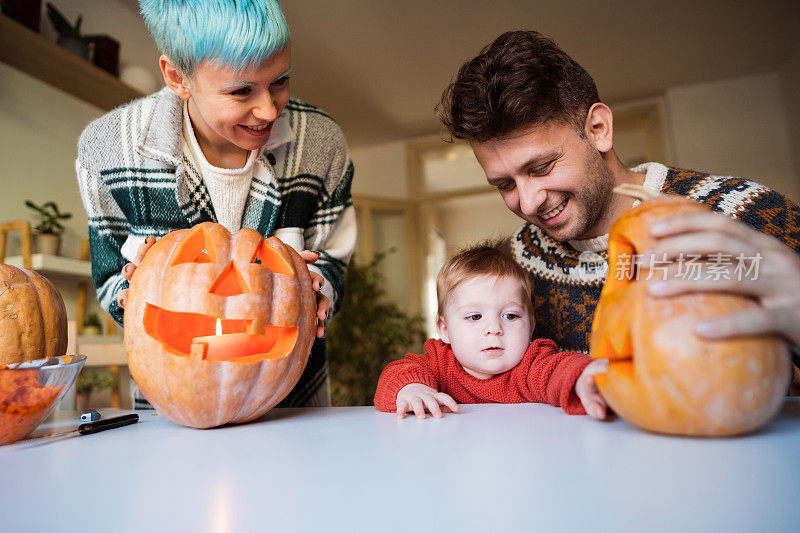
top-left (124, 222), bottom-right (316, 428)
top-left (590, 191), bottom-right (790, 437)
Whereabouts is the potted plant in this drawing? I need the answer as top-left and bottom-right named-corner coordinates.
top-left (82, 313), bottom-right (102, 336)
top-left (326, 250), bottom-right (427, 406)
top-left (45, 2), bottom-right (89, 59)
top-left (24, 200), bottom-right (72, 256)
top-left (76, 368), bottom-right (118, 411)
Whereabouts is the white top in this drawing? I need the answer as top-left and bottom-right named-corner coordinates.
top-left (2, 400), bottom-right (799, 532)
top-left (182, 102), bottom-right (257, 233)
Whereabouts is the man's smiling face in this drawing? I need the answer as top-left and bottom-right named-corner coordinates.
top-left (471, 121), bottom-right (616, 242)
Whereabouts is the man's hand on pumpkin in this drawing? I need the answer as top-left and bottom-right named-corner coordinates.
top-left (299, 250), bottom-right (330, 339)
top-left (645, 212), bottom-right (800, 348)
top-left (575, 358), bottom-right (608, 420)
top-left (395, 383), bottom-right (459, 419)
top-left (116, 235), bottom-right (157, 309)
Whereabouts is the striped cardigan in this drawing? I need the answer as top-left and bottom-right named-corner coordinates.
top-left (76, 87), bottom-right (355, 407)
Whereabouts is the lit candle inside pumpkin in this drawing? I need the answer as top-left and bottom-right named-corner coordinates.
top-left (191, 318), bottom-right (253, 361)
top-left (190, 318), bottom-right (298, 362)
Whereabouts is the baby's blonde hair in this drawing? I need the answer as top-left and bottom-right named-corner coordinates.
top-left (436, 240), bottom-right (534, 319)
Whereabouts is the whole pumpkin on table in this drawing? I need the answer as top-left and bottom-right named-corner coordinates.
top-left (0, 264), bottom-right (70, 444)
top-left (590, 187), bottom-right (790, 437)
top-left (0, 265), bottom-right (67, 365)
top-left (124, 222), bottom-right (317, 429)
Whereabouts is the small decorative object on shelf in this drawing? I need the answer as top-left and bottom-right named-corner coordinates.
top-left (45, 2), bottom-right (89, 59)
top-left (82, 313), bottom-right (102, 336)
top-left (1, 0), bottom-right (41, 31)
top-left (24, 200), bottom-right (72, 256)
top-left (90, 34), bottom-right (120, 76)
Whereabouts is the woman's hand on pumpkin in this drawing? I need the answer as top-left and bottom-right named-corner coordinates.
top-left (395, 383), bottom-right (459, 420)
top-left (116, 235), bottom-right (157, 309)
top-left (645, 212), bottom-right (800, 347)
top-left (299, 250), bottom-right (330, 338)
top-left (575, 359), bottom-right (609, 420)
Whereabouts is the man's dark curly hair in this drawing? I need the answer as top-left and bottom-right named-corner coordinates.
top-left (437, 30), bottom-right (600, 142)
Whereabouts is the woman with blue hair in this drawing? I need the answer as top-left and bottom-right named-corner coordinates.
top-left (77, 0), bottom-right (355, 408)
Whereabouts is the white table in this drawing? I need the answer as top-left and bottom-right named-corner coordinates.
top-left (2, 400), bottom-right (799, 533)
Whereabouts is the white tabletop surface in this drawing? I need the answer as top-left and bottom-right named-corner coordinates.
top-left (2, 399), bottom-right (799, 533)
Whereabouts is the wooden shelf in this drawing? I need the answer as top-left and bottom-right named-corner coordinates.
top-left (5, 253), bottom-right (91, 279)
top-left (0, 14), bottom-right (144, 110)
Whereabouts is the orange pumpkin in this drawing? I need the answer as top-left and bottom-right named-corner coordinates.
top-left (0, 265), bottom-right (67, 364)
top-left (124, 222), bottom-right (316, 428)
top-left (590, 194), bottom-right (790, 436)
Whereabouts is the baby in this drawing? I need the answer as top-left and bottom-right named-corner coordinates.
top-left (374, 242), bottom-right (608, 419)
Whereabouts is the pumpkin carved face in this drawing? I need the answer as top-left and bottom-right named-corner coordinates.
top-left (124, 223), bottom-right (316, 428)
top-left (590, 195), bottom-right (789, 437)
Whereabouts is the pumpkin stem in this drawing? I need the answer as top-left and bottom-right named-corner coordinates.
top-left (612, 184), bottom-right (659, 202)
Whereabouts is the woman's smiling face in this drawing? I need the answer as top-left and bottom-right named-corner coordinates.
top-left (181, 45), bottom-right (291, 165)
top-left (437, 274), bottom-right (534, 380)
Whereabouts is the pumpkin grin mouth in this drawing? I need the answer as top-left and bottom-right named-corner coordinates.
top-left (142, 303), bottom-right (298, 363)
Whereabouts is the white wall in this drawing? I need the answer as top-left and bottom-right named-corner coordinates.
top-left (0, 64), bottom-right (107, 324)
top-left (0, 65), bottom-right (101, 259)
top-left (349, 141), bottom-right (407, 198)
top-left (665, 71), bottom-right (800, 202)
top-left (437, 193), bottom-right (522, 253)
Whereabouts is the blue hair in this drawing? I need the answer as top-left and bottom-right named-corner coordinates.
top-left (139, 0), bottom-right (290, 77)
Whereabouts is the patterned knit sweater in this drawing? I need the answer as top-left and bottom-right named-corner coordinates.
top-left (374, 338), bottom-right (591, 415)
top-left (512, 163), bottom-right (800, 354)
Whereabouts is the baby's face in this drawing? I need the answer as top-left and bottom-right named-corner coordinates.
top-left (438, 275), bottom-right (534, 379)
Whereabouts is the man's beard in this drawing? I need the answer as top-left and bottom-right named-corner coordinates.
top-left (540, 148), bottom-right (615, 242)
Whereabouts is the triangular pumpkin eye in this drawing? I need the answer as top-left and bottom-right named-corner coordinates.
top-left (250, 240), bottom-right (294, 275)
top-left (170, 227), bottom-right (218, 266)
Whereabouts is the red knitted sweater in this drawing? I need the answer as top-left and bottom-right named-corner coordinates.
top-left (374, 338), bottom-right (591, 415)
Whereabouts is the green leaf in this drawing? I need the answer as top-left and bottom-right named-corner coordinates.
top-left (24, 199), bottom-right (71, 235)
top-left (46, 3), bottom-right (83, 38)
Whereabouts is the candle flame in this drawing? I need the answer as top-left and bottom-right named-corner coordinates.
top-left (215, 318), bottom-right (222, 336)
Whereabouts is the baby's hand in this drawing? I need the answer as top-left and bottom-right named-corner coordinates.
top-left (575, 359), bottom-right (609, 420)
top-left (395, 383), bottom-right (459, 420)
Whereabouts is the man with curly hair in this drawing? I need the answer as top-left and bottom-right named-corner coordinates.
top-left (437, 31), bottom-right (800, 379)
